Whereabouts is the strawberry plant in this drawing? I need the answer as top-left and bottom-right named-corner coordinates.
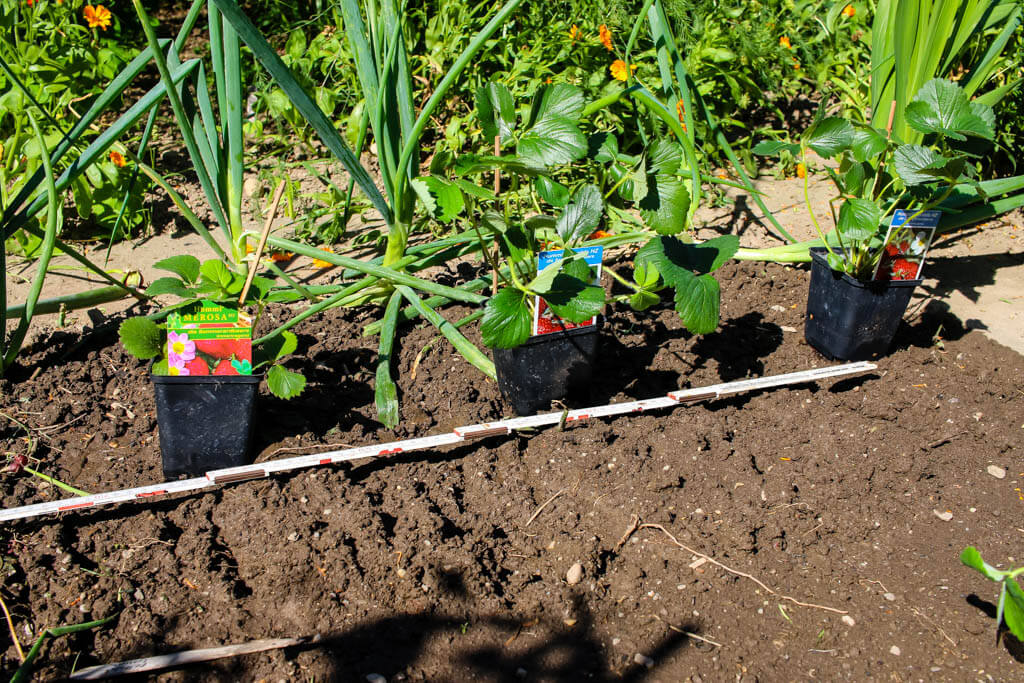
top-left (961, 546), bottom-right (1024, 644)
top-left (753, 78), bottom-right (999, 279)
top-left (118, 255), bottom-right (306, 399)
top-left (419, 80), bottom-right (738, 350)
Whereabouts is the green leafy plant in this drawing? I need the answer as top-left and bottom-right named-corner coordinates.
top-left (425, 80), bottom-right (738, 349)
top-left (117, 255), bottom-right (306, 399)
top-left (961, 546), bottom-right (1024, 644)
top-left (753, 78), bottom-right (999, 279)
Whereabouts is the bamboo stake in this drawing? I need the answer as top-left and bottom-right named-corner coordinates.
top-left (238, 179), bottom-right (287, 305)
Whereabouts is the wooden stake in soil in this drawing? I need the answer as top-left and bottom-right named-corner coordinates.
top-left (238, 179), bottom-right (288, 305)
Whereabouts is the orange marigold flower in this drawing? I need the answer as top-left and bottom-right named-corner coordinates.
top-left (270, 251), bottom-right (294, 262)
top-left (842, 4), bottom-right (855, 17)
top-left (792, 58), bottom-right (801, 69)
top-left (26, 0), bottom-right (34, 6)
top-left (109, 150), bottom-right (125, 167)
top-left (84, 4), bottom-right (112, 30)
top-left (599, 24), bottom-right (613, 51)
top-left (311, 247), bottom-right (334, 269)
top-left (609, 59), bottom-right (637, 82)
top-left (779, 35), bottom-right (791, 49)
top-left (588, 230), bottom-right (612, 240)
top-left (796, 162), bottom-right (807, 178)
top-left (568, 24), bottom-right (582, 41)
top-left (676, 99), bottom-right (686, 123)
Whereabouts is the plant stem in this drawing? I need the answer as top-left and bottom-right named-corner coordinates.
top-left (22, 467), bottom-right (91, 497)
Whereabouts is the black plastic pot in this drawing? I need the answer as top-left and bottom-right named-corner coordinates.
top-left (492, 325), bottom-right (600, 416)
top-left (804, 248), bottom-right (921, 360)
top-left (151, 374), bottom-right (261, 478)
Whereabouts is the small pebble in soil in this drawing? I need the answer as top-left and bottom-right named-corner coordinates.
top-left (841, 615), bottom-right (855, 627)
top-left (366, 675), bottom-right (386, 683)
top-left (566, 562), bottom-right (583, 585)
top-left (987, 465), bottom-right (1006, 479)
top-left (515, 668), bottom-right (527, 679)
top-left (883, 592), bottom-right (896, 602)
top-left (889, 645), bottom-right (901, 656)
top-left (933, 510), bottom-right (953, 522)
top-left (634, 653), bottom-right (655, 668)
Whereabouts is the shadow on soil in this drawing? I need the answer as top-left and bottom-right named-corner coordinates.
top-left (98, 609), bottom-right (700, 681)
top-left (304, 607), bottom-right (696, 681)
top-left (965, 594), bottom-right (1024, 664)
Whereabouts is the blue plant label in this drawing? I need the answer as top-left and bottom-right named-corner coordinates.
top-left (873, 210), bottom-right (941, 281)
top-left (533, 246), bottom-right (603, 336)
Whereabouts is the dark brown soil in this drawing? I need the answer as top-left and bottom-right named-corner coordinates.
top-left (1, 260), bottom-right (1022, 682)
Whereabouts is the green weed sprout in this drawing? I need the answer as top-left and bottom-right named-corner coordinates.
top-left (961, 546), bottom-right (1024, 644)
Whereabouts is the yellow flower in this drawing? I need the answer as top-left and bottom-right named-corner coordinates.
top-left (599, 24), bottom-right (613, 51)
top-left (311, 247), bottom-right (334, 269)
top-left (779, 35), bottom-right (791, 49)
top-left (109, 150), bottom-right (125, 167)
top-left (676, 99), bottom-right (685, 122)
top-left (842, 4), bottom-right (855, 17)
top-left (84, 4), bottom-right (112, 30)
top-left (609, 59), bottom-right (637, 82)
top-left (796, 162), bottom-right (807, 179)
top-left (568, 24), bottom-right (582, 41)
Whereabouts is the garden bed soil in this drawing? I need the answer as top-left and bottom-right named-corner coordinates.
top-left (1, 259), bottom-right (1022, 681)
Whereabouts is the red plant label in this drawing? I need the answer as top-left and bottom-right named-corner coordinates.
top-left (166, 301), bottom-right (253, 376)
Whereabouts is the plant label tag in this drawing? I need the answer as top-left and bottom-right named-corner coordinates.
top-left (166, 300), bottom-right (253, 376)
top-left (873, 209), bottom-right (941, 281)
top-left (533, 246), bottom-right (603, 336)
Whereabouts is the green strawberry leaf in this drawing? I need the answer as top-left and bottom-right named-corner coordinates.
top-left (145, 277), bottom-right (192, 299)
top-left (534, 175), bottom-right (570, 207)
top-left (637, 235), bottom-right (739, 283)
top-left (119, 317), bottom-right (163, 360)
top-left (517, 114), bottom-right (587, 170)
top-left (639, 173), bottom-right (690, 235)
top-left (544, 276), bottom-right (605, 323)
top-left (673, 272), bottom-right (721, 334)
top-left (588, 131), bottom-right (618, 162)
top-left (837, 198), bottom-right (881, 242)
top-left (410, 175), bottom-right (464, 224)
top-left (803, 117), bottom-right (855, 158)
top-left (554, 184), bottom-right (603, 245)
top-left (527, 259), bottom-right (564, 294)
top-left (893, 144), bottom-right (949, 186)
top-left (752, 140), bottom-right (801, 156)
top-left (851, 127), bottom-right (888, 163)
top-left (905, 78), bottom-right (995, 141)
top-left (629, 290), bottom-right (661, 311)
top-left (609, 160), bottom-right (648, 203)
top-left (267, 365), bottom-right (306, 399)
top-left (648, 139), bottom-right (683, 175)
top-left (153, 255), bottom-right (200, 284)
top-left (530, 83), bottom-right (585, 124)
top-left (475, 82), bottom-right (516, 145)
top-left (482, 287), bottom-right (532, 349)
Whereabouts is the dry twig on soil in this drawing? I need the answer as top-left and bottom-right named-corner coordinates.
top-left (637, 523), bottom-right (848, 615)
